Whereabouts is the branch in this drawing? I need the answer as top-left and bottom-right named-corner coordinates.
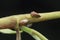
top-left (0, 11), bottom-right (60, 29)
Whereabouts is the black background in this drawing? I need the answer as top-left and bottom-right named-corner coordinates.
top-left (0, 0), bottom-right (60, 40)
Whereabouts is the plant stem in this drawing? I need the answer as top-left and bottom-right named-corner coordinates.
top-left (0, 11), bottom-right (60, 29)
top-left (21, 26), bottom-right (48, 40)
top-left (16, 19), bottom-right (21, 40)
top-left (16, 28), bottom-right (21, 40)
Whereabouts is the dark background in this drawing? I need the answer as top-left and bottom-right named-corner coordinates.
top-left (0, 0), bottom-right (60, 40)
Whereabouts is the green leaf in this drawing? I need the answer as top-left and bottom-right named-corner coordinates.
top-left (0, 29), bottom-right (22, 34)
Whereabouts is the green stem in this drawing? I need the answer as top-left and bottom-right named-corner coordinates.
top-left (0, 29), bottom-right (22, 34)
top-left (16, 18), bottom-right (21, 40)
top-left (21, 26), bottom-right (48, 40)
top-left (0, 11), bottom-right (60, 29)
